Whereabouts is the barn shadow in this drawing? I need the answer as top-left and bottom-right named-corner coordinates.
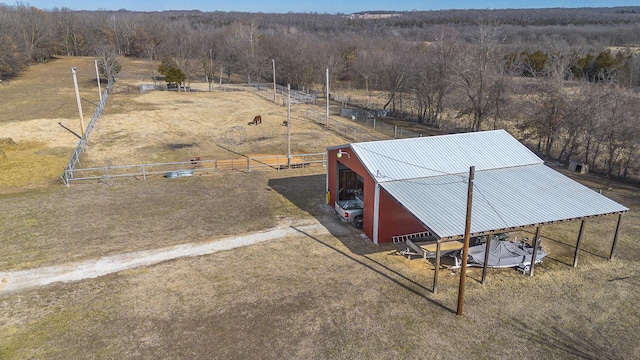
top-left (268, 174), bottom-right (449, 310)
top-left (268, 174), bottom-right (386, 257)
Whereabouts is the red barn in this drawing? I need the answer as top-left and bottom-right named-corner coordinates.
top-left (326, 130), bottom-right (627, 246)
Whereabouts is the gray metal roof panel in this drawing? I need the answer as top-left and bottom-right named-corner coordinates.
top-left (380, 164), bottom-right (628, 239)
top-left (350, 130), bottom-right (543, 182)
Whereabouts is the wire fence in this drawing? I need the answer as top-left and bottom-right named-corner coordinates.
top-left (250, 83), bottom-right (319, 105)
top-left (252, 83), bottom-right (423, 140)
top-left (304, 109), bottom-right (424, 142)
top-left (62, 81), bottom-right (421, 186)
top-left (64, 153), bottom-right (327, 184)
top-left (62, 78), bottom-right (114, 186)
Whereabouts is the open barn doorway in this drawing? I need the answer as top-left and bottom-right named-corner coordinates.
top-left (337, 166), bottom-right (364, 201)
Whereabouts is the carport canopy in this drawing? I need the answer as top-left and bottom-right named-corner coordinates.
top-left (380, 163), bottom-right (628, 241)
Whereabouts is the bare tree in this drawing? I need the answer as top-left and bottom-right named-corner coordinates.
top-left (377, 40), bottom-right (411, 115)
top-left (451, 26), bottom-right (501, 132)
top-left (95, 46), bottom-right (121, 81)
top-left (351, 43), bottom-right (383, 107)
top-left (196, 29), bottom-right (219, 91)
top-left (0, 5), bottom-right (21, 78)
top-left (411, 27), bottom-right (461, 128)
top-left (15, 4), bottom-right (52, 63)
top-left (599, 87), bottom-right (636, 177)
top-left (158, 20), bottom-right (200, 87)
top-left (225, 20), bottom-right (267, 84)
top-left (522, 53), bottom-right (575, 157)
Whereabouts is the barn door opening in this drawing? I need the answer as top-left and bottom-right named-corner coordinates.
top-left (338, 168), bottom-right (364, 201)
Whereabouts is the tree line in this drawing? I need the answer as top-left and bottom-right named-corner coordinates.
top-left (0, 4), bottom-right (638, 181)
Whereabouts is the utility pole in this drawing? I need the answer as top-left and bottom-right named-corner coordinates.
top-left (72, 67), bottom-right (85, 137)
top-left (209, 49), bottom-right (214, 92)
top-left (457, 166), bottom-right (475, 316)
top-left (272, 59), bottom-right (276, 101)
top-left (287, 84), bottom-right (291, 169)
top-left (219, 64), bottom-right (223, 88)
top-left (94, 59), bottom-right (102, 102)
top-left (325, 67), bottom-right (329, 127)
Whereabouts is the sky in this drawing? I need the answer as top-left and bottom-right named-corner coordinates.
top-left (15, 0), bottom-right (640, 13)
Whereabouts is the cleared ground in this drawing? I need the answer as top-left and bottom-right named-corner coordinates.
top-left (0, 57), bottom-right (638, 359)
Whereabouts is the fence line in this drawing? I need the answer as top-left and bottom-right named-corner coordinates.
top-left (251, 84), bottom-right (421, 141)
top-left (65, 153), bottom-right (327, 184)
top-left (62, 82), bottom-right (420, 186)
top-left (62, 78), bottom-right (114, 186)
top-left (304, 109), bottom-right (424, 142)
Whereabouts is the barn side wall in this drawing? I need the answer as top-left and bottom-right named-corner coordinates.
top-left (377, 188), bottom-right (427, 243)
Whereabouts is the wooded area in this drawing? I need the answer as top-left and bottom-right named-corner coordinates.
top-left (1, 4), bottom-right (638, 180)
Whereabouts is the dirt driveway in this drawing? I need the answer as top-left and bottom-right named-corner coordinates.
top-left (0, 220), bottom-right (333, 294)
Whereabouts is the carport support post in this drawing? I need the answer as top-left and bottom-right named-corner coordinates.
top-left (573, 220), bottom-right (586, 267)
top-left (481, 231), bottom-right (493, 285)
top-left (433, 241), bottom-right (441, 294)
top-left (456, 166), bottom-right (475, 317)
top-left (609, 213), bottom-right (623, 260)
top-left (529, 227), bottom-right (540, 277)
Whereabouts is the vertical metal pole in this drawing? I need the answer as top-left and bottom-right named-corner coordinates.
top-left (272, 59), bottom-right (276, 101)
top-left (433, 241), bottom-right (441, 294)
top-left (481, 231), bottom-right (493, 285)
top-left (373, 183), bottom-right (380, 244)
top-left (94, 59), bottom-right (102, 102)
top-left (72, 67), bottom-right (85, 136)
top-left (609, 213), bottom-right (623, 260)
top-left (325, 67), bottom-right (329, 127)
top-left (457, 166), bottom-right (475, 316)
top-left (529, 227), bottom-right (541, 277)
top-left (573, 220), bottom-right (586, 267)
top-left (287, 84), bottom-right (291, 169)
top-left (210, 49), bottom-right (214, 92)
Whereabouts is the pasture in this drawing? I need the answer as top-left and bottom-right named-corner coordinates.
top-left (0, 57), bottom-right (639, 359)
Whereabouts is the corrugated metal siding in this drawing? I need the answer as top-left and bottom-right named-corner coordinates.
top-left (351, 130), bottom-right (543, 182)
top-left (377, 189), bottom-right (426, 243)
top-left (380, 164), bottom-right (629, 239)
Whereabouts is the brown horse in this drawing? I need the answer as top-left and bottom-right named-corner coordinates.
top-left (253, 115), bottom-right (262, 125)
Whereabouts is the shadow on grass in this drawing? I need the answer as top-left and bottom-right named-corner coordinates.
top-left (291, 226), bottom-right (454, 313)
top-left (270, 174), bottom-right (453, 312)
top-left (268, 174), bottom-right (389, 256)
top-left (507, 316), bottom-right (619, 360)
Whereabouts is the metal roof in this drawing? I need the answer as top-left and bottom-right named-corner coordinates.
top-left (334, 130), bottom-right (628, 240)
top-left (348, 129), bottom-right (544, 182)
top-left (380, 164), bottom-right (628, 240)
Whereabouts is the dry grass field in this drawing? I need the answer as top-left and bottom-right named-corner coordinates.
top-left (0, 57), bottom-right (639, 359)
